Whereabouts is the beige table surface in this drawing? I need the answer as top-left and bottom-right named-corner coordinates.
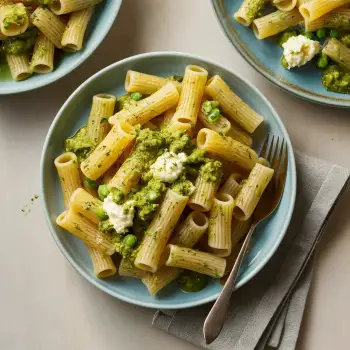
top-left (1, 1), bottom-right (350, 349)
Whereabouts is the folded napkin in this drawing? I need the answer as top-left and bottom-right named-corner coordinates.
top-left (153, 151), bottom-right (350, 350)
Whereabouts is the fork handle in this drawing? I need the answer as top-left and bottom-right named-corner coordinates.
top-left (203, 222), bottom-right (257, 345)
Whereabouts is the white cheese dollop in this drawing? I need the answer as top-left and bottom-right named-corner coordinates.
top-left (150, 151), bottom-right (187, 183)
top-left (282, 35), bottom-right (320, 69)
top-left (103, 195), bottom-right (134, 234)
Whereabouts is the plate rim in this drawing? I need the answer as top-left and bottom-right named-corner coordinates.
top-left (0, 0), bottom-right (123, 95)
top-left (40, 51), bottom-right (297, 309)
top-left (210, 0), bottom-right (350, 108)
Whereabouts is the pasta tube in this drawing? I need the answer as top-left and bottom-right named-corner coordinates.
top-left (231, 218), bottom-right (252, 247)
top-left (234, 0), bottom-right (266, 26)
top-left (208, 193), bottom-right (235, 257)
top-left (55, 156), bottom-right (111, 279)
top-left (70, 188), bottom-right (104, 224)
top-left (188, 161), bottom-right (222, 212)
top-left (50, 0), bottom-right (102, 15)
top-left (305, 9), bottom-right (350, 31)
top-left (142, 265), bottom-right (183, 295)
top-left (80, 121), bottom-right (135, 180)
top-left (6, 53), bottom-right (31, 81)
top-left (170, 65), bottom-right (208, 126)
top-left (233, 163), bottom-right (274, 221)
top-left (165, 245), bottom-right (226, 278)
top-left (226, 123), bottom-right (253, 147)
top-left (61, 7), bottom-right (94, 51)
top-left (0, 3), bottom-right (29, 36)
top-left (142, 212), bottom-right (208, 295)
top-left (252, 9), bottom-right (303, 40)
top-left (272, 0), bottom-right (297, 12)
top-left (55, 152), bottom-right (82, 209)
top-left (87, 94), bottom-right (116, 144)
top-left (198, 110), bottom-right (231, 135)
top-left (30, 33), bottom-right (55, 73)
top-left (56, 210), bottom-right (115, 255)
top-left (197, 128), bottom-right (258, 171)
top-left (219, 173), bottom-right (242, 198)
top-left (125, 70), bottom-right (181, 94)
top-left (109, 82), bottom-right (179, 126)
top-left (205, 76), bottom-right (263, 133)
top-left (135, 189), bottom-right (189, 273)
top-left (88, 246), bottom-right (116, 278)
top-left (299, 0), bottom-right (350, 22)
top-left (323, 38), bottom-right (350, 71)
top-left (31, 7), bottom-right (66, 49)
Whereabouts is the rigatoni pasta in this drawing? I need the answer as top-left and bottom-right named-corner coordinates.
top-left (208, 193), bottom-right (235, 257)
top-left (205, 75), bottom-right (264, 132)
top-left (55, 66), bottom-right (273, 295)
top-left (61, 7), bottom-right (94, 51)
top-left (233, 163), bottom-right (274, 221)
top-left (80, 121), bottom-right (135, 180)
top-left (135, 189), bottom-right (189, 273)
top-left (0, 1), bottom-right (105, 82)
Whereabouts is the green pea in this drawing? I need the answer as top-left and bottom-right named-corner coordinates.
top-left (207, 108), bottom-right (221, 123)
top-left (330, 29), bottom-right (339, 39)
top-left (85, 177), bottom-right (99, 189)
top-left (303, 32), bottom-right (314, 40)
top-left (316, 28), bottom-right (327, 39)
top-left (147, 190), bottom-right (158, 202)
top-left (202, 101), bottom-right (213, 114)
top-left (98, 184), bottom-right (110, 200)
top-left (317, 54), bottom-right (329, 69)
top-left (281, 56), bottom-right (289, 70)
top-left (130, 92), bottom-right (142, 101)
top-left (123, 234), bottom-right (137, 248)
top-left (96, 207), bottom-right (108, 220)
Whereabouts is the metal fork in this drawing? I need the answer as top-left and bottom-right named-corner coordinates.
top-left (203, 135), bottom-right (289, 345)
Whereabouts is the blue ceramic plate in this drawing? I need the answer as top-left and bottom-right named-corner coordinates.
top-left (211, 0), bottom-right (350, 107)
top-left (0, 0), bottom-right (122, 95)
top-left (41, 52), bottom-right (296, 309)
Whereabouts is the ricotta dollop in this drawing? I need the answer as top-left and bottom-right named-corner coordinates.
top-left (103, 195), bottom-right (135, 234)
top-left (150, 151), bottom-right (187, 183)
top-left (282, 35), bottom-right (320, 69)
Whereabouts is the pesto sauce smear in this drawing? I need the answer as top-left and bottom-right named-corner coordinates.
top-left (1, 27), bottom-right (38, 55)
top-left (65, 120), bottom-right (222, 271)
top-left (178, 271), bottom-right (209, 293)
top-left (65, 125), bottom-right (96, 163)
top-left (322, 65), bottom-right (350, 94)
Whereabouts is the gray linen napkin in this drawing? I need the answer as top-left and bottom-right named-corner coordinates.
top-left (152, 151), bottom-right (350, 350)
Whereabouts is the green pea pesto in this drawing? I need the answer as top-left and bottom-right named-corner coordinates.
top-left (84, 177), bottom-right (99, 189)
top-left (168, 131), bottom-right (194, 154)
top-left (110, 188), bottom-right (124, 204)
top-left (186, 149), bottom-right (207, 164)
top-left (131, 178), bottom-right (166, 221)
top-left (99, 219), bottom-right (114, 234)
top-left (117, 93), bottom-right (145, 112)
top-left (246, 0), bottom-right (265, 20)
top-left (341, 34), bottom-right (350, 48)
top-left (115, 240), bottom-right (138, 263)
top-left (171, 178), bottom-right (195, 196)
top-left (123, 234), bottom-right (138, 247)
top-left (167, 75), bottom-right (183, 83)
top-left (178, 271), bottom-right (209, 293)
top-left (201, 100), bottom-right (219, 115)
top-left (64, 125), bottom-right (96, 163)
top-left (3, 5), bottom-right (27, 30)
top-left (200, 160), bottom-right (222, 182)
top-left (322, 65), bottom-right (350, 94)
top-left (1, 27), bottom-right (38, 55)
top-left (278, 30), bottom-right (297, 47)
